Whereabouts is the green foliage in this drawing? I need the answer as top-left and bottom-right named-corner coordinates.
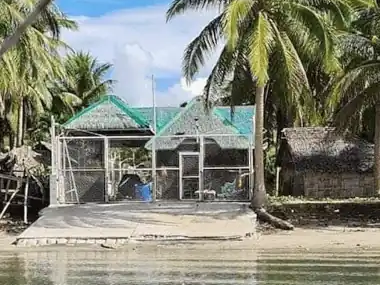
top-left (166, 0), bottom-right (380, 202)
top-left (0, 3), bottom-right (113, 149)
top-left (264, 145), bottom-right (277, 195)
top-left (267, 195), bottom-right (380, 206)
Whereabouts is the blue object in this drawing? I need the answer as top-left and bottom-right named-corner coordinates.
top-left (134, 183), bottom-right (152, 202)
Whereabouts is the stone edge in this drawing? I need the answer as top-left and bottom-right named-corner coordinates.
top-left (13, 232), bottom-right (255, 247)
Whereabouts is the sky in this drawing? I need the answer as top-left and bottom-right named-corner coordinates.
top-left (56, 0), bottom-right (221, 107)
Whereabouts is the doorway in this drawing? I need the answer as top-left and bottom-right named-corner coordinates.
top-left (179, 152), bottom-right (200, 200)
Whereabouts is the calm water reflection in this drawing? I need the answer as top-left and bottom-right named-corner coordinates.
top-left (0, 248), bottom-right (379, 284)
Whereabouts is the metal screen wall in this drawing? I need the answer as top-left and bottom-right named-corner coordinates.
top-left (55, 134), bottom-right (253, 204)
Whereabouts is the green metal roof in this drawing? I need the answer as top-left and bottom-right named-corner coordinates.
top-left (145, 97), bottom-right (254, 150)
top-left (63, 95), bottom-right (150, 131)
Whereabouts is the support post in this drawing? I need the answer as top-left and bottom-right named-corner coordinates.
top-left (57, 138), bottom-right (64, 203)
top-left (199, 135), bottom-right (204, 201)
top-left (275, 167), bottom-right (281, 197)
top-left (104, 137), bottom-right (109, 203)
top-left (50, 115), bottom-right (57, 205)
top-left (151, 74), bottom-right (157, 202)
top-left (152, 136), bottom-right (157, 202)
top-left (249, 136), bottom-right (254, 200)
top-left (24, 176), bottom-right (30, 224)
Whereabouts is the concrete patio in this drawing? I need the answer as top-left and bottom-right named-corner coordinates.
top-left (15, 202), bottom-right (256, 246)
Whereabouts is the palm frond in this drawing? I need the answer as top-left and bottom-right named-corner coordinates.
top-left (248, 12), bottom-right (274, 86)
top-left (166, 0), bottom-right (228, 21)
top-left (223, 0), bottom-right (255, 51)
top-left (182, 14), bottom-right (224, 82)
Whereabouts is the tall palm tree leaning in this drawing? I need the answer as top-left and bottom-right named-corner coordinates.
top-left (0, 0), bottom-right (53, 59)
top-left (167, 0), bottom-right (361, 229)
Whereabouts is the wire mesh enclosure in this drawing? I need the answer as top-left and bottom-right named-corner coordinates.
top-left (55, 133), bottom-right (253, 204)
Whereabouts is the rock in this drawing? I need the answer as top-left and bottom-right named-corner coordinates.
top-left (101, 243), bottom-right (116, 249)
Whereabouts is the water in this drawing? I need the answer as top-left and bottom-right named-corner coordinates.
top-left (0, 247), bottom-right (379, 284)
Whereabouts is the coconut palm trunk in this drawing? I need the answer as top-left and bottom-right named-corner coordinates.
top-left (252, 85), bottom-right (266, 209)
top-left (0, 0), bottom-right (52, 59)
top-left (252, 85), bottom-right (294, 230)
top-left (375, 102), bottom-right (380, 195)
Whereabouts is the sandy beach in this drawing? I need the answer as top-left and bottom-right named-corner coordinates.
top-left (1, 226), bottom-right (380, 252)
top-left (254, 226), bottom-right (380, 251)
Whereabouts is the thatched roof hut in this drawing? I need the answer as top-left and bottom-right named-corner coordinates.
top-left (280, 127), bottom-right (374, 173)
top-left (278, 127), bottom-right (375, 198)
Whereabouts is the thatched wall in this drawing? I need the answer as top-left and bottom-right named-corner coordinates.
top-left (278, 127), bottom-right (375, 199)
top-left (280, 168), bottom-right (304, 197)
top-left (303, 172), bottom-right (374, 198)
top-left (281, 169), bottom-right (375, 199)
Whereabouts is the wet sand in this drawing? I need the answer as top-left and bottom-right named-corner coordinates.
top-left (1, 226), bottom-right (380, 251)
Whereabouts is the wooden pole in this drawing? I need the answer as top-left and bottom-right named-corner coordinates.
top-left (275, 167), bottom-right (281, 197)
top-left (24, 176), bottom-right (30, 224)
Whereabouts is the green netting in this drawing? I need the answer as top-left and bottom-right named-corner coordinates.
top-left (133, 107), bottom-right (181, 132)
top-left (214, 106), bottom-right (255, 136)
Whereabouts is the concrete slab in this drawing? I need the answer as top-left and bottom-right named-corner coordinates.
top-left (17, 202), bottom-right (256, 244)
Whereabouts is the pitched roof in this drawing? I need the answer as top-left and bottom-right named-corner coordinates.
top-left (146, 96), bottom-right (253, 150)
top-left (133, 107), bottom-right (181, 132)
top-left (281, 127), bottom-right (374, 173)
top-left (63, 95), bottom-right (150, 131)
top-left (63, 95), bottom-right (255, 142)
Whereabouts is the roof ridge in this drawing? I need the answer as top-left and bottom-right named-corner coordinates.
top-left (63, 95), bottom-right (109, 126)
top-left (110, 96), bottom-right (149, 127)
top-left (212, 108), bottom-right (240, 135)
top-left (148, 96), bottom-right (199, 137)
top-left (63, 94), bottom-right (149, 128)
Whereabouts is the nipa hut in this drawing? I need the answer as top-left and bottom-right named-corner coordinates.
top-left (277, 127), bottom-right (375, 198)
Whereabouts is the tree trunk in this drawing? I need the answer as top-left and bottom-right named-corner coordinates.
top-left (375, 102), bottom-right (380, 195)
top-left (16, 100), bottom-right (23, 147)
top-left (252, 85), bottom-right (267, 209)
top-left (251, 85), bottom-right (294, 230)
top-left (0, 0), bottom-right (52, 59)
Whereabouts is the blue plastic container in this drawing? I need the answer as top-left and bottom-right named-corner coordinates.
top-left (134, 183), bottom-right (152, 202)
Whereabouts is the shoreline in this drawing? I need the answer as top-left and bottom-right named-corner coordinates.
top-left (1, 226), bottom-right (380, 252)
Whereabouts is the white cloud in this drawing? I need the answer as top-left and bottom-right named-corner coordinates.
top-left (62, 4), bottom-right (222, 106)
top-left (155, 77), bottom-right (208, 107)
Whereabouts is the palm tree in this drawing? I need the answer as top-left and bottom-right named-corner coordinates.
top-left (328, 2), bottom-right (380, 195)
top-left (167, 0), bottom-right (359, 228)
top-left (0, 0), bottom-right (53, 59)
top-left (0, 0), bottom-right (77, 147)
top-left (52, 51), bottom-right (115, 114)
